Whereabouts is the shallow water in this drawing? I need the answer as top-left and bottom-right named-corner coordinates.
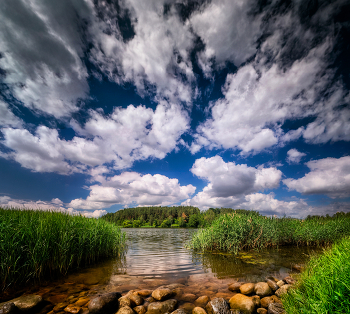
top-left (2, 228), bottom-right (323, 307)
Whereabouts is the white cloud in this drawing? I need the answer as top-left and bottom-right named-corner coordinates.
top-left (190, 0), bottom-right (262, 68)
top-left (0, 0), bottom-right (91, 118)
top-left (0, 100), bottom-right (22, 127)
top-left (0, 196), bottom-right (65, 211)
top-left (286, 149), bottom-right (306, 164)
top-left (69, 171), bottom-right (196, 210)
top-left (283, 156), bottom-right (350, 199)
top-left (1, 102), bottom-right (189, 173)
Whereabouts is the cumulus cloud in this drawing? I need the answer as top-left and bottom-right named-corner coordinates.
top-left (286, 149), bottom-right (306, 164)
top-left (284, 156), bottom-right (350, 199)
top-left (69, 171), bottom-right (196, 210)
top-left (0, 0), bottom-right (91, 118)
top-left (1, 102), bottom-right (189, 173)
top-left (0, 100), bottom-right (22, 127)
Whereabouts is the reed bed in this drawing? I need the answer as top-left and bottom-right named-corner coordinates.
top-left (0, 208), bottom-right (125, 291)
top-left (282, 236), bottom-right (350, 313)
top-left (188, 212), bottom-right (350, 254)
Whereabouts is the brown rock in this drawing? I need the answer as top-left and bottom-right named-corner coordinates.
top-left (53, 302), bottom-right (68, 312)
top-left (194, 296), bottom-right (210, 308)
top-left (239, 283), bottom-right (255, 295)
top-left (134, 305), bottom-right (146, 314)
top-left (0, 303), bottom-right (16, 314)
top-left (119, 296), bottom-right (133, 308)
top-left (205, 298), bottom-right (230, 314)
top-left (276, 281), bottom-right (284, 288)
top-left (146, 299), bottom-right (177, 314)
top-left (267, 303), bottom-right (285, 314)
top-left (261, 296), bottom-right (282, 308)
top-left (152, 288), bottom-right (173, 301)
top-left (117, 306), bottom-right (135, 314)
top-left (275, 285), bottom-right (291, 298)
top-left (257, 308), bottom-right (267, 314)
top-left (81, 308), bottom-right (89, 314)
top-left (254, 282), bottom-right (272, 297)
top-left (64, 305), bottom-right (81, 314)
top-left (266, 280), bottom-right (279, 291)
top-left (291, 264), bottom-right (304, 272)
top-left (75, 298), bottom-right (90, 307)
top-left (12, 294), bottom-right (43, 311)
top-left (178, 303), bottom-right (195, 314)
top-left (229, 294), bottom-right (255, 314)
top-left (192, 307), bottom-right (207, 314)
top-left (180, 294), bottom-right (197, 303)
top-left (251, 296), bottom-right (261, 308)
top-left (283, 277), bottom-right (295, 285)
top-left (228, 282), bottom-right (243, 292)
top-left (129, 294), bottom-right (143, 306)
top-left (173, 288), bottom-right (183, 298)
top-left (48, 295), bottom-right (70, 304)
top-left (137, 291), bottom-right (152, 297)
top-left (88, 292), bottom-right (121, 314)
top-left (145, 297), bottom-right (155, 303)
top-left (171, 310), bottom-right (187, 314)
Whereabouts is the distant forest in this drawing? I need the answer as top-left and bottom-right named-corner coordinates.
top-left (101, 206), bottom-right (255, 228)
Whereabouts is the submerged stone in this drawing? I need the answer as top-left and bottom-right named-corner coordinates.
top-left (0, 303), bottom-right (16, 314)
top-left (152, 288), bottom-right (173, 301)
top-left (88, 292), bottom-right (121, 314)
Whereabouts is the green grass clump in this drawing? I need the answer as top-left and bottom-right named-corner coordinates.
top-left (188, 212), bottom-right (350, 254)
top-left (282, 237), bottom-right (350, 314)
top-left (0, 208), bottom-right (125, 292)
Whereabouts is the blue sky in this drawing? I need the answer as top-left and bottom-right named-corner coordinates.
top-left (0, 0), bottom-right (349, 218)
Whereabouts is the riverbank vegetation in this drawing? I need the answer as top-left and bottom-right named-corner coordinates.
top-left (101, 206), bottom-right (247, 228)
top-left (282, 236), bottom-right (350, 313)
top-left (0, 208), bottom-right (125, 292)
top-left (188, 210), bottom-right (350, 254)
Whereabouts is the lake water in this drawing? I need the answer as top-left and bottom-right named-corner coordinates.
top-left (2, 228), bottom-right (323, 306)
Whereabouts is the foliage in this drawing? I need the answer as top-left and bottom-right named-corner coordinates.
top-left (0, 208), bottom-right (125, 292)
top-left (188, 211), bottom-right (350, 254)
top-left (282, 236), bottom-right (350, 314)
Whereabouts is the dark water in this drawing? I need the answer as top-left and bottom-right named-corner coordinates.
top-left (2, 228), bottom-right (323, 306)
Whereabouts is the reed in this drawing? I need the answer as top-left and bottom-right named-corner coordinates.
top-left (282, 236), bottom-right (350, 313)
top-left (188, 212), bottom-right (350, 254)
top-left (0, 208), bottom-right (125, 292)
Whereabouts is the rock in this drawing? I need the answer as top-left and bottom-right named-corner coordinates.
top-left (283, 277), bottom-right (295, 285)
top-left (291, 264), bottom-right (304, 272)
top-left (134, 305), bottom-right (147, 314)
top-left (137, 291), bottom-right (153, 297)
top-left (276, 281), bottom-right (284, 288)
top-left (239, 283), bottom-right (255, 295)
top-left (275, 285), bottom-right (291, 298)
top-left (81, 308), bottom-right (89, 314)
top-left (119, 296), bottom-right (133, 308)
top-left (129, 294), bottom-right (143, 306)
top-left (194, 296), bottom-right (210, 308)
top-left (229, 294), bottom-right (255, 314)
top-left (166, 284), bottom-right (184, 290)
top-left (192, 307), bottom-right (207, 314)
top-left (254, 282), bottom-right (272, 297)
top-left (53, 302), bottom-right (68, 312)
top-left (0, 303), bottom-right (16, 314)
top-left (152, 288), bottom-right (173, 301)
top-left (11, 294), bottom-right (43, 311)
top-left (251, 296), bottom-right (261, 308)
top-left (178, 303), bottom-right (195, 314)
top-left (205, 298), bottom-right (230, 314)
top-left (64, 305), bottom-right (82, 314)
top-left (75, 298), bottom-right (90, 307)
top-left (171, 310), bottom-right (187, 314)
top-left (267, 303), bottom-right (285, 314)
top-left (228, 282), bottom-right (243, 292)
top-left (146, 299), bottom-right (177, 314)
top-left (145, 297), bottom-right (155, 303)
top-left (266, 280), bottom-right (279, 291)
top-left (88, 292), bottom-right (121, 314)
top-left (257, 308), bottom-right (268, 314)
top-left (117, 306), bottom-right (135, 314)
top-left (180, 294), bottom-right (197, 303)
top-left (265, 276), bottom-right (279, 283)
top-left (260, 296), bottom-right (281, 308)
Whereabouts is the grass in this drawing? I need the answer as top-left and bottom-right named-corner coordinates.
top-left (187, 212), bottom-right (350, 254)
top-left (282, 236), bottom-right (350, 314)
top-left (0, 208), bottom-right (125, 292)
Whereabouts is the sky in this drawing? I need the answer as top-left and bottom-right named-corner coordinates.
top-left (0, 0), bottom-right (350, 218)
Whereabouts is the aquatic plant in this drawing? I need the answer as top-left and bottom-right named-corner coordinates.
top-left (282, 236), bottom-right (350, 313)
top-left (188, 212), bottom-right (350, 254)
top-left (0, 208), bottom-right (125, 292)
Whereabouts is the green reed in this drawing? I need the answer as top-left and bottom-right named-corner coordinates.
top-left (0, 208), bottom-right (125, 292)
top-left (188, 212), bottom-right (350, 254)
top-left (282, 236), bottom-right (350, 313)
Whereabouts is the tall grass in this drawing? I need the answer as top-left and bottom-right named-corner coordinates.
top-left (282, 236), bottom-right (350, 313)
top-left (188, 212), bottom-right (350, 254)
top-left (0, 208), bottom-right (125, 292)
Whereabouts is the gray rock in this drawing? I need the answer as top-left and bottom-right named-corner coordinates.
top-left (88, 292), bottom-right (121, 314)
top-left (0, 303), bottom-right (16, 314)
top-left (205, 298), bottom-right (230, 314)
top-left (275, 285), bottom-right (291, 298)
top-left (267, 303), bottom-right (285, 314)
top-left (146, 299), bottom-right (177, 314)
top-left (12, 294), bottom-right (43, 311)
